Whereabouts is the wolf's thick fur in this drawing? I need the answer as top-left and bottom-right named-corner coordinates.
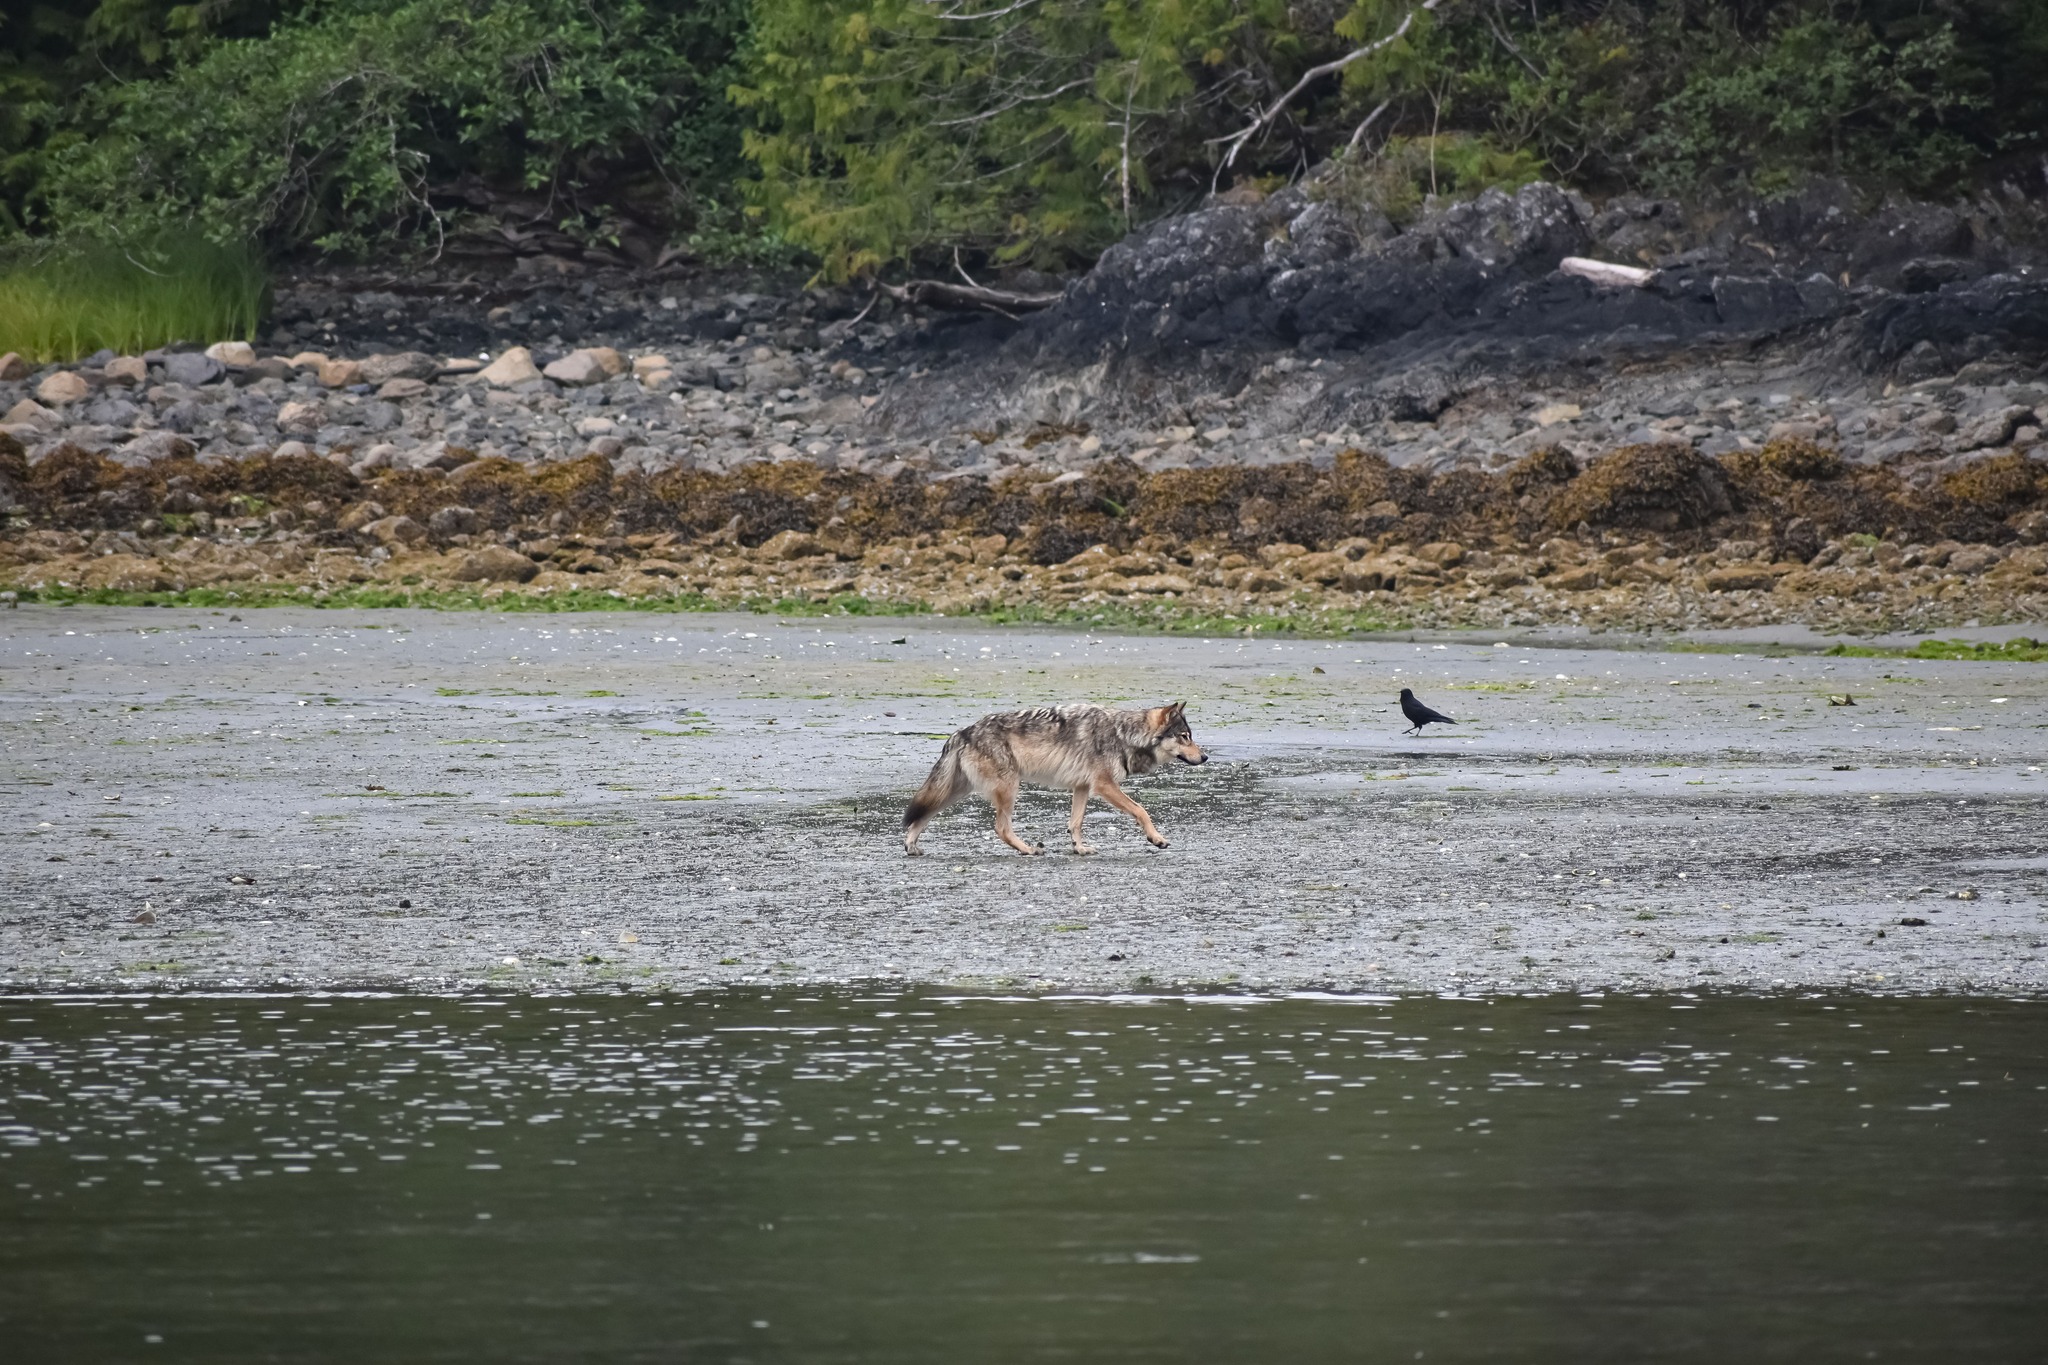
top-left (903, 702), bottom-right (1207, 856)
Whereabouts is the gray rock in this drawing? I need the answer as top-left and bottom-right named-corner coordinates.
top-left (114, 432), bottom-right (196, 466)
top-left (84, 398), bottom-right (142, 428)
top-left (361, 514), bottom-right (427, 547)
top-left (1956, 405), bottom-right (2038, 450)
top-left (157, 401), bottom-right (207, 433)
top-left (743, 354), bottom-right (804, 392)
top-left (162, 353), bottom-right (224, 387)
top-left (428, 505), bottom-right (480, 537)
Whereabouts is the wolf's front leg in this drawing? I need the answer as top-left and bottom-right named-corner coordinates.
top-left (1095, 777), bottom-right (1168, 848)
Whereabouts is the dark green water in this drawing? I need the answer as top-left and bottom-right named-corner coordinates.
top-left (2, 991), bottom-right (2044, 1363)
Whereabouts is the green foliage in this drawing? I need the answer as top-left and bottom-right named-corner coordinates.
top-left (1424, 1), bottom-right (2004, 197)
top-left (0, 231), bottom-right (267, 361)
top-left (0, 2), bottom-right (288, 233)
top-left (6, 0), bottom-right (2048, 266)
top-left (734, 0), bottom-right (1431, 279)
top-left (36, 0), bottom-right (749, 255)
top-left (1316, 131), bottom-right (1544, 225)
top-left (1634, 13), bottom-right (1983, 195)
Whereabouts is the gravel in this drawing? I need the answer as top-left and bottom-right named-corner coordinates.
top-left (5, 606), bottom-right (2044, 996)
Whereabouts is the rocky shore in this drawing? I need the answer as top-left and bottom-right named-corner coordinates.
top-left (4, 431), bottom-right (2045, 634)
top-left (4, 180), bottom-right (2047, 631)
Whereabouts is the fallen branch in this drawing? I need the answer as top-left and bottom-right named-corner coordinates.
top-left (876, 278), bottom-right (1064, 316)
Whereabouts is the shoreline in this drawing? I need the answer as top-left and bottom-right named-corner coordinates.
top-left (4, 586), bottom-right (2046, 662)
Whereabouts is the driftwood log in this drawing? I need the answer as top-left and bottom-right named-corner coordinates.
top-left (876, 278), bottom-right (1064, 316)
top-left (1560, 256), bottom-right (1657, 289)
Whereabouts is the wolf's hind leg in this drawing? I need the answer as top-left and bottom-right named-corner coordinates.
top-left (990, 782), bottom-right (1043, 855)
top-left (1094, 775), bottom-right (1168, 848)
top-left (1068, 787), bottom-right (1097, 855)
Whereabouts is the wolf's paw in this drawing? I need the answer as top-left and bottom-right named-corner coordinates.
top-left (904, 843), bottom-right (924, 857)
top-left (1072, 841), bottom-right (1098, 856)
top-left (1146, 832), bottom-right (1170, 849)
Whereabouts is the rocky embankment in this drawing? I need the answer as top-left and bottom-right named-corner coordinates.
top-left (3, 180), bottom-right (2047, 629)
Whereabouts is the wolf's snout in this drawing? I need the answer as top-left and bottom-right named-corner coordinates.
top-left (1181, 751), bottom-right (1208, 765)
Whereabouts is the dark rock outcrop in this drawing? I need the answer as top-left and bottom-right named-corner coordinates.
top-left (871, 180), bottom-right (2048, 439)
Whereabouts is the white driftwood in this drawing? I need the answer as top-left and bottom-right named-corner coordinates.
top-left (876, 278), bottom-right (1063, 316)
top-left (1560, 256), bottom-right (1655, 289)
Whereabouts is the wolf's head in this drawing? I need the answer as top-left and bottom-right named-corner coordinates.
top-left (1142, 701), bottom-right (1207, 767)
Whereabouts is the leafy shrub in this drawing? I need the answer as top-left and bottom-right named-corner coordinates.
top-left (1423, 0), bottom-right (2006, 198)
top-left (40, 0), bottom-right (748, 255)
top-left (0, 1), bottom-right (292, 234)
top-left (1315, 131), bottom-right (1544, 226)
top-left (734, 0), bottom-right (1439, 279)
top-left (8, 0), bottom-right (2048, 268)
top-left (1635, 13), bottom-right (1983, 196)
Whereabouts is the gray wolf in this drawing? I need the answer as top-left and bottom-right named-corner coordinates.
top-left (903, 702), bottom-right (1208, 856)
top-left (1398, 687), bottom-right (1455, 735)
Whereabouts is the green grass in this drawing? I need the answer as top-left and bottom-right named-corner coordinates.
top-left (0, 234), bottom-right (269, 363)
top-left (2, 581), bottom-right (1408, 636)
top-left (1823, 637), bottom-right (2048, 662)
top-left (39, 575), bottom-right (2034, 656)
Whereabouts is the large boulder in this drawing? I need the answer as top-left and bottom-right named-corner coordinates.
top-left (37, 372), bottom-right (89, 406)
top-left (543, 350), bottom-right (609, 386)
top-left (449, 545), bottom-right (539, 583)
top-left (82, 554), bottom-right (171, 592)
top-left (362, 515), bottom-right (427, 547)
top-left (480, 347), bottom-right (540, 388)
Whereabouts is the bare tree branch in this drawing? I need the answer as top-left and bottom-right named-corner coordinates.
top-left (1482, 1), bottom-right (1544, 79)
top-left (931, 76), bottom-right (1095, 128)
top-left (921, 0), bottom-right (1044, 21)
top-left (1211, 0), bottom-right (1441, 174)
top-left (1343, 96), bottom-right (1393, 153)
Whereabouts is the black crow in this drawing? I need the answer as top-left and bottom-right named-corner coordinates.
top-left (1398, 687), bottom-right (1455, 735)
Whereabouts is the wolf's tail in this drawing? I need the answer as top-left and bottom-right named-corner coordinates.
top-left (905, 739), bottom-right (969, 828)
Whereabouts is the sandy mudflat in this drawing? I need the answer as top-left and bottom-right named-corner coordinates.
top-left (3, 606), bottom-right (2044, 995)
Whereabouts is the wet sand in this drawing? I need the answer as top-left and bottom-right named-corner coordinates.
top-left (3, 606), bottom-right (2044, 995)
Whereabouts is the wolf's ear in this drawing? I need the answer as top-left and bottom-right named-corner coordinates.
top-left (1166, 700), bottom-right (1186, 720)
